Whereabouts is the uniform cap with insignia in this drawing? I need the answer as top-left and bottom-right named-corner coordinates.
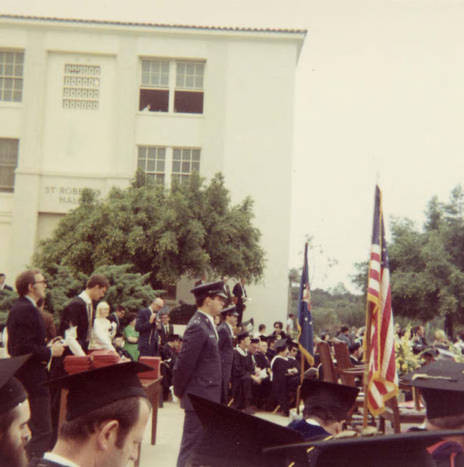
top-left (190, 281), bottom-right (227, 300)
top-left (300, 379), bottom-right (359, 421)
top-left (264, 429), bottom-right (464, 467)
top-left (0, 354), bottom-right (30, 415)
top-left (405, 360), bottom-right (464, 419)
top-left (46, 361), bottom-right (152, 421)
top-left (188, 393), bottom-right (305, 467)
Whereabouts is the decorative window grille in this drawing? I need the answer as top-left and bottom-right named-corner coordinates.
top-left (63, 64), bottom-right (101, 110)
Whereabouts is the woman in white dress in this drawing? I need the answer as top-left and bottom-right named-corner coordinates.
top-left (88, 301), bottom-right (116, 351)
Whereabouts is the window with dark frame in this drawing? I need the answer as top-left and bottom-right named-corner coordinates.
top-left (139, 59), bottom-right (205, 114)
top-left (0, 138), bottom-right (19, 192)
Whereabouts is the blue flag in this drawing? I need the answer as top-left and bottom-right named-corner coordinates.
top-left (297, 242), bottom-right (314, 368)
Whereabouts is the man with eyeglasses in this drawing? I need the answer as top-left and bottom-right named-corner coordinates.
top-left (7, 270), bottom-right (65, 460)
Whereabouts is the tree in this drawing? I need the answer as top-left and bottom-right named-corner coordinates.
top-left (34, 173), bottom-right (265, 289)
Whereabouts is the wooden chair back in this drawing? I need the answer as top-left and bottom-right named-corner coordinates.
top-left (317, 341), bottom-right (338, 383)
top-left (333, 341), bottom-right (356, 387)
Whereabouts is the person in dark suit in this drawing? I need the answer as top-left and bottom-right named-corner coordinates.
top-left (0, 273), bottom-right (13, 291)
top-left (59, 274), bottom-right (110, 352)
top-left (107, 304), bottom-right (126, 337)
top-left (7, 269), bottom-right (65, 459)
top-left (136, 297), bottom-right (164, 357)
top-left (173, 281), bottom-right (226, 467)
top-left (217, 305), bottom-right (238, 404)
top-left (232, 278), bottom-right (247, 325)
top-left (158, 309), bottom-right (174, 346)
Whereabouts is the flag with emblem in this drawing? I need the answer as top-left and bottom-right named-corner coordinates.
top-left (365, 185), bottom-right (398, 416)
top-left (297, 242), bottom-right (314, 370)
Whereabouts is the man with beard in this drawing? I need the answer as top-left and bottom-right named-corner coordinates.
top-left (0, 355), bottom-right (32, 467)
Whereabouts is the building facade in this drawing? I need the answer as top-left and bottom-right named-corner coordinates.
top-left (0, 15), bottom-right (305, 326)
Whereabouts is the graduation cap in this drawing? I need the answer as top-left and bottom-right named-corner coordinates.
top-left (0, 355), bottom-right (30, 415)
top-left (300, 380), bottom-right (359, 421)
top-left (47, 361), bottom-right (152, 421)
top-left (274, 339), bottom-right (288, 352)
top-left (264, 429), bottom-right (464, 467)
top-left (221, 305), bottom-right (238, 317)
top-left (189, 393), bottom-right (306, 467)
top-left (190, 281), bottom-right (227, 300)
top-left (406, 360), bottom-right (464, 419)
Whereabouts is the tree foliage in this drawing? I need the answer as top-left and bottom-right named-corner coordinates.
top-left (34, 173), bottom-right (265, 289)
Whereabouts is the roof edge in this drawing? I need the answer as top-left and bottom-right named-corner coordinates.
top-left (0, 14), bottom-right (308, 36)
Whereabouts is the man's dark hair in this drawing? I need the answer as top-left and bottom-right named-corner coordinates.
top-left (116, 305), bottom-right (126, 313)
top-left (273, 321), bottom-right (283, 329)
top-left (15, 269), bottom-right (40, 297)
top-left (86, 275), bottom-right (110, 290)
top-left (340, 325), bottom-right (349, 333)
top-left (258, 324), bottom-right (266, 332)
top-left (349, 342), bottom-right (361, 354)
top-left (60, 397), bottom-right (150, 447)
top-left (0, 273), bottom-right (5, 279)
top-left (168, 334), bottom-right (180, 343)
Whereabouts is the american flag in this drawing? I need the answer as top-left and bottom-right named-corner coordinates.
top-left (366, 185), bottom-right (398, 415)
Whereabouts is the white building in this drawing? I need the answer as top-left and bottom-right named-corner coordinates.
top-left (0, 15), bottom-right (305, 326)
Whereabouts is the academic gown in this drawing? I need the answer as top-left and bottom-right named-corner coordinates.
top-left (231, 348), bottom-right (254, 409)
top-left (271, 356), bottom-right (290, 414)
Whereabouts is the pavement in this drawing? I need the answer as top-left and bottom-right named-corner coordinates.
top-left (138, 399), bottom-right (291, 467)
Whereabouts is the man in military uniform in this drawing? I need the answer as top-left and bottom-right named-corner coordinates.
top-left (217, 305), bottom-right (237, 404)
top-left (173, 281), bottom-right (226, 467)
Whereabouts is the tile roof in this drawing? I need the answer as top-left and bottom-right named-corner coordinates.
top-left (0, 14), bottom-right (307, 35)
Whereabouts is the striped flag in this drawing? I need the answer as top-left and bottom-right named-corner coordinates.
top-left (297, 242), bottom-right (314, 370)
top-left (366, 185), bottom-right (398, 415)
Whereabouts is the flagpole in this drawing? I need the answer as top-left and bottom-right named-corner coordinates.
top-left (362, 186), bottom-right (382, 428)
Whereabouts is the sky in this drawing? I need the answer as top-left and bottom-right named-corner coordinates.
top-left (3, 0), bottom-right (464, 292)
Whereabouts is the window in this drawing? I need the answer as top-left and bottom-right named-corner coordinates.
top-left (139, 59), bottom-right (205, 114)
top-left (174, 62), bottom-right (204, 114)
top-left (171, 148), bottom-right (201, 185)
top-left (63, 64), bottom-right (101, 110)
top-left (0, 50), bottom-right (24, 102)
top-left (140, 60), bottom-right (169, 112)
top-left (137, 146), bottom-right (200, 187)
top-left (137, 146), bottom-right (166, 185)
top-left (0, 139), bottom-right (19, 192)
